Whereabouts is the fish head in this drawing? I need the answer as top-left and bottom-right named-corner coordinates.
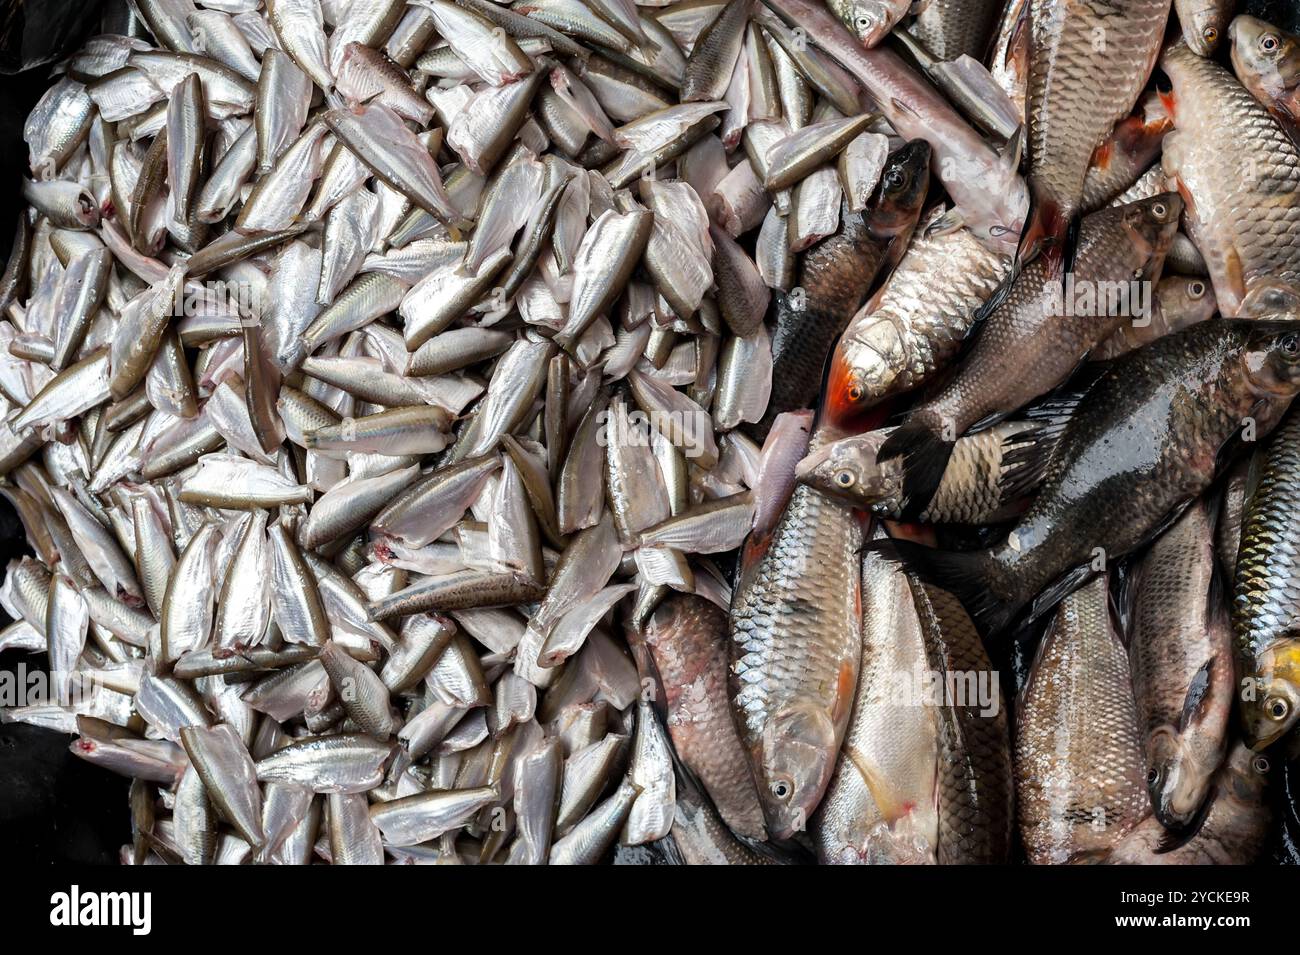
top-left (1219, 742), bottom-right (1273, 803)
top-left (1156, 276), bottom-right (1217, 331)
top-left (1144, 726), bottom-right (1215, 830)
top-left (1243, 321), bottom-right (1300, 397)
top-left (1123, 192), bottom-right (1183, 274)
top-left (794, 431), bottom-right (892, 505)
top-left (869, 140), bottom-right (932, 239)
top-left (758, 704), bottom-right (838, 840)
top-left (1180, 0), bottom-right (1234, 55)
top-left (825, 335), bottom-right (894, 427)
top-left (836, 1), bottom-right (906, 47)
top-left (1229, 15), bottom-right (1300, 101)
top-left (1240, 642), bottom-right (1300, 750)
top-left (1240, 281), bottom-right (1300, 318)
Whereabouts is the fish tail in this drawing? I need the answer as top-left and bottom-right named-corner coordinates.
top-left (876, 417), bottom-right (954, 519)
top-left (865, 536), bottom-right (1017, 635)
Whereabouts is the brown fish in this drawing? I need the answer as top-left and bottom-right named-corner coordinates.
top-left (636, 593), bottom-right (767, 841)
top-left (880, 194), bottom-right (1181, 512)
top-left (1016, 576), bottom-right (1147, 864)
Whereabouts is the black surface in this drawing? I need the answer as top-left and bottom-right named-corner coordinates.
top-left (0, 0), bottom-right (125, 865)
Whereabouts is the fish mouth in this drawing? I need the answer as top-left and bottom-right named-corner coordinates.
top-left (794, 445), bottom-right (832, 481)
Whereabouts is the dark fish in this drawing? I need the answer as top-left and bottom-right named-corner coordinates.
top-left (1102, 744), bottom-right (1273, 864)
top-left (879, 320), bottom-right (1300, 634)
top-left (908, 576), bottom-right (1013, 863)
top-left (880, 193), bottom-right (1181, 512)
top-left (1232, 404), bottom-right (1300, 749)
top-left (1128, 499), bottom-right (1234, 828)
top-left (751, 139), bottom-right (930, 439)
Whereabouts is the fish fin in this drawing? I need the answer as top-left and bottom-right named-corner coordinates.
top-left (865, 536), bottom-right (1014, 635)
top-left (1022, 563), bottom-right (1098, 632)
top-left (995, 415), bottom-right (1069, 506)
top-left (1107, 558), bottom-right (1138, 646)
top-left (968, 185), bottom-right (1067, 331)
top-left (876, 418), bottom-right (954, 519)
top-left (923, 206), bottom-right (966, 239)
top-left (1156, 86), bottom-right (1178, 125)
top-left (999, 123), bottom-right (1025, 172)
top-left (1178, 658), bottom-right (1215, 733)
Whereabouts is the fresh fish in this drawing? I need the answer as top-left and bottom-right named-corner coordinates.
top-left (1101, 744), bottom-right (1272, 864)
top-left (814, 547), bottom-right (940, 864)
top-left (1129, 499), bottom-right (1234, 828)
top-left (1015, 577), bottom-right (1147, 864)
top-left (729, 430), bottom-right (863, 840)
top-left (1016, 0), bottom-right (1171, 270)
top-left (1161, 40), bottom-right (1300, 316)
top-left (1230, 14), bottom-right (1300, 137)
top-left (882, 321), bottom-right (1300, 634)
top-left (1232, 405), bottom-right (1300, 749)
top-left (826, 214), bottom-right (1011, 426)
top-left (798, 420), bottom-right (1056, 525)
top-left (757, 139), bottom-right (930, 436)
top-left (635, 594), bottom-right (766, 840)
top-left (1176, 0), bottom-right (1238, 56)
top-left (879, 194), bottom-right (1181, 512)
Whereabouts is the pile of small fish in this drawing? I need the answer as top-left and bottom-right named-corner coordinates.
top-left (0, 0), bottom-right (1298, 864)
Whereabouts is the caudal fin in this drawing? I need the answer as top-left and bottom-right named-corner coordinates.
top-left (866, 536), bottom-right (1018, 635)
top-left (876, 419), bottom-right (954, 519)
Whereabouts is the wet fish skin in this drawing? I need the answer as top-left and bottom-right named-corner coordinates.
top-left (1018, 0), bottom-right (1171, 261)
top-left (636, 594), bottom-right (766, 840)
top-left (754, 139), bottom-right (929, 438)
top-left (1100, 744), bottom-right (1272, 864)
top-left (885, 321), bottom-right (1300, 635)
top-left (814, 546), bottom-right (939, 865)
top-left (907, 0), bottom-right (1002, 62)
top-left (1016, 577), bottom-right (1147, 865)
top-left (909, 577), bottom-right (1012, 864)
top-left (1176, 0), bottom-right (1238, 56)
top-left (880, 193), bottom-right (1182, 511)
top-left (1129, 499), bottom-right (1234, 829)
top-left (1230, 14), bottom-right (1300, 139)
top-left (826, 217), bottom-right (1011, 425)
top-left (680, 0), bottom-right (751, 103)
top-left (798, 420), bottom-right (1053, 525)
top-left (729, 430), bottom-right (862, 841)
top-left (1161, 39), bottom-right (1300, 317)
top-left (1232, 406), bottom-right (1300, 750)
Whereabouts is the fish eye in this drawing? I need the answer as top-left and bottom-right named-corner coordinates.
top-left (1266, 695), bottom-right (1291, 720)
top-left (1281, 335), bottom-right (1300, 358)
top-left (1202, 26), bottom-right (1218, 46)
top-left (1252, 755), bottom-right (1271, 774)
top-left (1151, 200), bottom-right (1168, 218)
top-left (770, 778), bottom-right (794, 801)
top-left (1188, 281), bottom-right (1206, 299)
top-left (883, 169), bottom-right (904, 190)
top-left (1145, 768), bottom-right (1159, 786)
top-left (835, 469), bottom-right (856, 488)
top-left (1262, 34), bottom-right (1280, 54)
top-left (848, 384), bottom-right (864, 402)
